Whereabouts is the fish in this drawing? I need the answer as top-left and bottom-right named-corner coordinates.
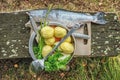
top-left (26, 12), bottom-right (90, 40)
top-left (28, 9), bottom-right (107, 25)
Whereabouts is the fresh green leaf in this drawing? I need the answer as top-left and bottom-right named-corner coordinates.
top-left (44, 49), bottom-right (71, 71)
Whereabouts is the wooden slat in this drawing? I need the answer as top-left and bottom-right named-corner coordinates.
top-left (91, 13), bottom-right (120, 56)
top-left (0, 12), bottom-right (30, 59)
top-left (0, 11), bottom-right (120, 59)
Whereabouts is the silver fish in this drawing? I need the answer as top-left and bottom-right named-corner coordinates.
top-left (26, 12), bottom-right (90, 40)
top-left (28, 9), bottom-right (107, 25)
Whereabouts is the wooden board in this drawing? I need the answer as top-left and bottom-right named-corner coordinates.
top-left (0, 11), bottom-right (120, 59)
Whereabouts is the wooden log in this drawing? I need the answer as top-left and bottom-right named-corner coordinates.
top-left (91, 13), bottom-right (120, 57)
top-left (0, 11), bottom-right (120, 59)
top-left (0, 12), bottom-right (30, 59)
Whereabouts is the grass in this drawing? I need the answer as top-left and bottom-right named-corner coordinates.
top-left (1, 57), bottom-right (120, 80)
top-left (0, 0), bottom-right (120, 80)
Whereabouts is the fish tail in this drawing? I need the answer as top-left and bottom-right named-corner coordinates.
top-left (93, 12), bottom-right (107, 24)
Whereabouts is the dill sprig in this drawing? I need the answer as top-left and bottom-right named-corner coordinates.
top-left (37, 5), bottom-right (53, 59)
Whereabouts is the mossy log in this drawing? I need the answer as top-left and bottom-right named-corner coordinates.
top-left (0, 11), bottom-right (120, 59)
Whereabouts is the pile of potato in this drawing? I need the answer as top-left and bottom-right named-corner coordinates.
top-left (40, 25), bottom-right (74, 57)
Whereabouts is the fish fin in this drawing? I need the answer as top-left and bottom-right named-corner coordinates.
top-left (93, 12), bottom-right (107, 24)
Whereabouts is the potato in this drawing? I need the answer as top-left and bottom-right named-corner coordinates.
top-left (41, 26), bottom-right (54, 38)
top-left (54, 27), bottom-right (67, 38)
top-left (42, 45), bottom-right (52, 57)
top-left (45, 37), bottom-right (55, 45)
top-left (65, 37), bottom-right (71, 42)
top-left (60, 42), bottom-right (74, 54)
